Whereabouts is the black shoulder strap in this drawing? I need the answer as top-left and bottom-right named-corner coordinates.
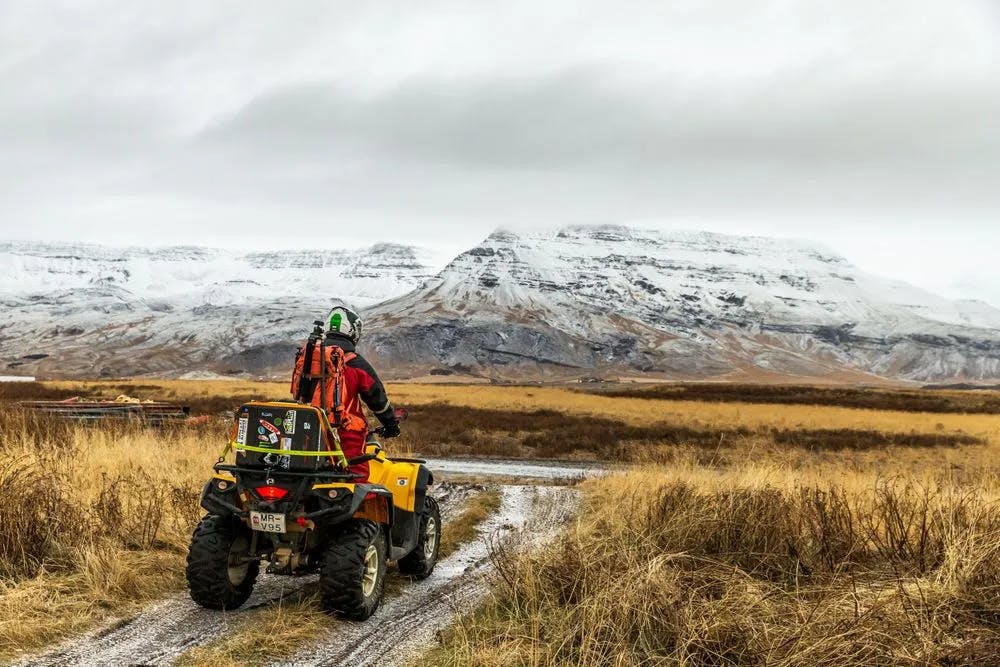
top-left (331, 346), bottom-right (344, 426)
top-left (297, 339), bottom-right (317, 403)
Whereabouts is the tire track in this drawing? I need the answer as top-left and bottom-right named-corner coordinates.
top-left (275, 484), bottom-right (577, 667)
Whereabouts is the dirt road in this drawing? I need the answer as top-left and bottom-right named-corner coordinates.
top-left (276, 484), bottom-right (575, 667)
top-left (20, 461), bottom-right (582, 667)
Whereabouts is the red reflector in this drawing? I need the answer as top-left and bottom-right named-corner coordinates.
top-left (296, 517), bottom-right (307, 527)
top-left (255, 485), bottom-right (289, 501)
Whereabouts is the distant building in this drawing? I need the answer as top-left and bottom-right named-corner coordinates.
top-left (0, 376), bottom-right (36, 382)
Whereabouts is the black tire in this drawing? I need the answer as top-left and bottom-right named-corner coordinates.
top-left (186, 515), bottom-right (259, 610)
top-left (320, 519), bottom-right (387, 620)
top-left (398, 495), bottom-right (441, 579)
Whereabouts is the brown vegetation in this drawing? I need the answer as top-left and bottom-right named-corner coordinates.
top-left (0, 381), bottom-right (79, 403)
top-left (1, 380), bottom-right (276, 415)
top-left (397, 403), bottom-right (985, 460)
top-left (584, 382), bottom-right (1000, 414)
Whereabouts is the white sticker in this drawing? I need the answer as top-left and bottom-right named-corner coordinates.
top-left (269, 432), bottom-right (279, 445)
top-left (236, 417), bottom-right (248, 445)
top-left (284, 410), bottom-right (296, 435)
top-left (279, 438), bottom-right (292, 469)
top-left (303, 422), bottom-right (311, 430)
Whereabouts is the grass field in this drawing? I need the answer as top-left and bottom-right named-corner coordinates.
top-left (411, 385), bottom-right (1000, 666)
top-left (1, 380), bottom-right (999, 665)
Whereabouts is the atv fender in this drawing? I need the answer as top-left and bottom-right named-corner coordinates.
top-left (199, 478), bottom-right (244, 518)
top-left (414, 465), bottom-right (433, 515)
top-left (307, 483), bottom-right (395, 527)
top-left (351, 485), bottom-right (396, 526)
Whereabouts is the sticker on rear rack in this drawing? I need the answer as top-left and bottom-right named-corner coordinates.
top-left (260, 419), bottom-right (280, 445)
top-left (283, 410), bottom-right (296, 435)
top-left (280, 437), bottom-right (292, 469)
top-left (236, 417), bottom-right (248, 445)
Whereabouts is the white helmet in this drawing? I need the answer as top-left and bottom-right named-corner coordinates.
top-left (326, 304), bottom-right (363, 344)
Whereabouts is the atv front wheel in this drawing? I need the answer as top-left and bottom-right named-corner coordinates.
top-left (320, 519), bottom-right (387, 620)
top-left (186, 515), bottom-right (259, 610)
top-left (398, 495), bottom-right (441, 579)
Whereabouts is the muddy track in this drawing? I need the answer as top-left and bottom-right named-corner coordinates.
top-left (20, 475), bottom-right (578, 667)
top-left (276, 485), bottom-right (576, 667)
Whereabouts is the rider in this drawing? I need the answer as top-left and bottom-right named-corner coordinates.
top-left (303, 304), bottom-right (400, 479)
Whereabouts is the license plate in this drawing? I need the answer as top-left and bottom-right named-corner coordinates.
top-left (249, 511), bottom-right (286, 533)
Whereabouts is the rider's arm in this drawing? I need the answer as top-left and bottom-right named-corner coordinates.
top-left (349, 354), bottom-right (397, 428)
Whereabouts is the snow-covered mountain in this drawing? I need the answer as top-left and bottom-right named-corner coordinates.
top-left (0, 241), bottom-right (437, 377)
top-left (364, 226), bottom-right (1000, 382)
top-left (2, 227), bottom-right (999, 382)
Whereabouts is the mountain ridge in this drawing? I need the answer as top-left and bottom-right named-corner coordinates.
top-left (363, 225), bottom-right (1000, 382)
top-left (1, 228), bottom-right (998, 382)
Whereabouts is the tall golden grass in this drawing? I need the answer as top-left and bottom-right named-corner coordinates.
top-left (0, 409), bottom-right (222, 660)
top-left (430, 464), bottom-right (1000, 666)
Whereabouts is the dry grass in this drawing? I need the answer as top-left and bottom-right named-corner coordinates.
top-left (392, 384), bottom-right (1000, 440)
top-left (390, 385), bottom-right (1000, 481)
top-left (175, 591), bottom-right (334, 667)
top-left (439, 490), bottom-right (502, 559)
top-left (427, 466), bottom-right (1000, 666)
top-left (0, 408), bottom-right (219, 660)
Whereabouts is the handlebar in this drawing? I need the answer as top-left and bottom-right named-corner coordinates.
top-left (347, 453), bottom-right (380, 466)
top-left (368, 407), bottom-right (408, 439)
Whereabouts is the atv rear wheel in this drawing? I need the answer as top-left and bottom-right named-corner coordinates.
top-left (320, 519), bottom-right (387, 620)
top-left (186, 515), bottom-right (259, 610)
top-left (398, 495), bottom-right (441, 579)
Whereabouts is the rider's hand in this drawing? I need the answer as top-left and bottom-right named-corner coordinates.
top-left (380, 420), bottom-right (401, 438)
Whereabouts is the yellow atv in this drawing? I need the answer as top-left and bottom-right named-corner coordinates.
top-left (186, 402), bottom-right (439, 620)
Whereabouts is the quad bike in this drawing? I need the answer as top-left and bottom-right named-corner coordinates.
top-left (186, 401), bottom-right (439, 620)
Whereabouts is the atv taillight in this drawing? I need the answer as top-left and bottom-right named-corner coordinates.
top-left (254, 485), bottom-right (289, 501)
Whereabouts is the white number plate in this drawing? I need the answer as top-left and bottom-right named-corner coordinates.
top-left (249, 511), bottom-right (286, 534)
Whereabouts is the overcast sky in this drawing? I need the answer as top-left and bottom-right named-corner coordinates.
top-left (1, 1), bottom-right (998, 305)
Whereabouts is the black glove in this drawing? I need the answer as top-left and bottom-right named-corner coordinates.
top-left (380, 420), bottom-right (401, 438)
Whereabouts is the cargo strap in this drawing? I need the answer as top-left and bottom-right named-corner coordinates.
top-left (217, 441), bottom-right (349, 467)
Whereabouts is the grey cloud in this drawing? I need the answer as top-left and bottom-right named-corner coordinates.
top-left (198, 69), bottom-right (1000, 172)
top-left (0, 0), bottom-right (998, 306)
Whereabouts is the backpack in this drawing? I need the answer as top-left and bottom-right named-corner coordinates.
top-left (290, 335), bottom-right (367, 432)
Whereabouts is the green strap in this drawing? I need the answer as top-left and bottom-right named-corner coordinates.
top-left (229, 441), bottom-right (349, 466)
